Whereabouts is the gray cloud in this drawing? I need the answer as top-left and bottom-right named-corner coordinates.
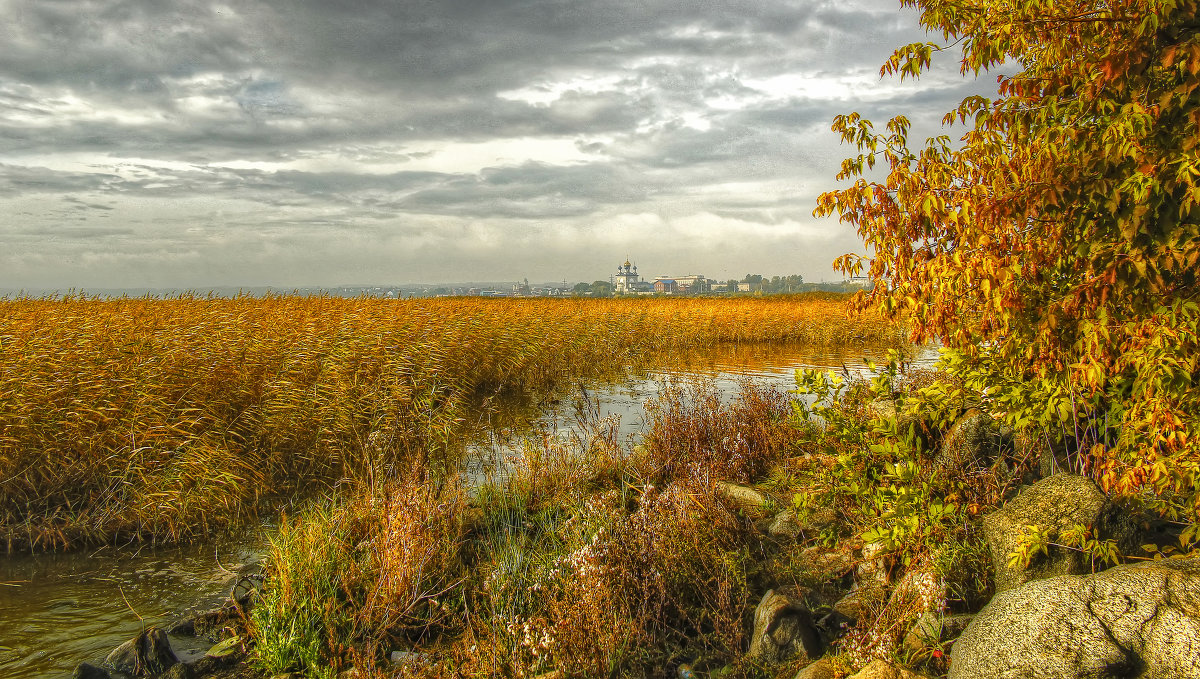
top-left (0, 0), bottom-right (998, 288)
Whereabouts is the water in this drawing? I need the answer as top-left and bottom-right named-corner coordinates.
top-left (0, 536), bottom-right (264, 678)
top-left (473, 342), bottom-right (936, 455)
top-left (0, 342), bottom-right (934, 678)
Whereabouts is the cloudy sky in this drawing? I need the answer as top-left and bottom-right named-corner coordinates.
top-left (0, 0), bottom-right (996, 290)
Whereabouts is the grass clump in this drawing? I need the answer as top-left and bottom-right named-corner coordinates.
top-left (251, 469), bottom-right (466, 678)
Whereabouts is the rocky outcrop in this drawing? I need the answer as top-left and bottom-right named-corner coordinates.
top-left (983, 474), bottom-right (1134, 594)
top-left (106, 627), bottom-right (179, 677)
top-left (948, 557), bottom-right (1200, 678)
top-left (747, 589), bottom-right (822, 664)
top-left (827, 582), bottom-right (886, 630)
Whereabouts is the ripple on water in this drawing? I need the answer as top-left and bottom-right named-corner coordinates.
top-left (0, 536), bottom-right (264, 679)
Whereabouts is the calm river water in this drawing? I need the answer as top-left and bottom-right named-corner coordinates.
top-left (0, 342), bottom-right (934, 678)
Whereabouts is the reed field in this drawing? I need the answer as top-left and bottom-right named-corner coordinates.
top-left (0, 293), bottom-right (898, 551)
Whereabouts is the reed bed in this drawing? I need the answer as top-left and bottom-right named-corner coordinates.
top-left (0, 293), bottom-right (897, 550)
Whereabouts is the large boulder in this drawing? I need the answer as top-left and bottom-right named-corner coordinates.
top-left (983, 474), bottom-right (1135, 594)
top-left (747, 589), bottom-right (822, 664)
top-left (948, 557), bottom-right (1200, 678)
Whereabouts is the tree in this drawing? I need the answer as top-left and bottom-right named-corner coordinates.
top-left (742, 274), bottom-right (764, 290)
top-left (591, 280), bottom-right (614, 297)
top-left (572, 282), bottom-right (593, 295)
top-left (816, 0), bottom-right (1200, 505)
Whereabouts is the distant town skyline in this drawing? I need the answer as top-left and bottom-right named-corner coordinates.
top-left (1, 0), bottom-right (999, 289)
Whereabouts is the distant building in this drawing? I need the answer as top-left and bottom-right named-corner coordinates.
top-left (653, 274), bottom-right (709, 294)
top-left (614, 260), bottom-right (653, 294)
top-left (611, 259), bottom-right (712, 295)
top-left (672, 275), bottom-right (710, 293)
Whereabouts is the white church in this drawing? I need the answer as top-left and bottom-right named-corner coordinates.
top-left (613, 260), bottom-right (710, 295)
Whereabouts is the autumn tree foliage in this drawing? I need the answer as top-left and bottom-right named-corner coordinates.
top-left (817, 0), bottom-right (1200, 510)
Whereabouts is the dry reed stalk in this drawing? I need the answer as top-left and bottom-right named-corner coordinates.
top-left (0, 294), bottom-right (899, 549)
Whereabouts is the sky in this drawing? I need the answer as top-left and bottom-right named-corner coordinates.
top-left (0, 0), bottom-right (999, 290)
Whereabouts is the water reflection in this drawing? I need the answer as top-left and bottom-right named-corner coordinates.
top-left (467, 342), bottom-right (936, 483)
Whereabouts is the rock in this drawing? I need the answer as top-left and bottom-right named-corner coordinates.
top-left (714, 481), bottom-right (770, 514)
top-left (867, 397), bottom-right (898, 418)
top-left (72, 663), bottom-right (111, 679)
top-left (230, 572), bottom-right (264, 608)
top-left (949, 557), bottom-right (1200, 678)
top-left (746, 589), bottom-right (822, 664)
top-left (793, 657), bottom-right (837, 679)
top-left (106, 627), bottom-right (179, 676)
top-left (848, 659), bottom-right (926, 678)
top-left (769, 506), bottom-right (838, 540)
top-left (867, 399), bottom-right (935, 455)
top-left (857, 542), bottom-right (890, 585)
top-left (934, 410), bottom-right (1008, 472)
top-left (206, 636), bottom-right (241, 659)
top-left (172, 602), bottom-right (241, 640)
top-left (895, 409), bottom-right (936, 457)
top-left (166, 617), bottom-right (196, 636)
top-left (901, 612), bottom-right (974, 654)
top-left (162, 663), bottom-right (193, 679)
top-left (887, 561), bottom-right (946, 616)
top-left (390, 649), bottom-right (429, 666)
top-left (1014, 429), bottom-right (1061, 479)
top-left (983, 474), bottom-right (1135, 594)
top-left (798, 544), bottom-right (854, 580)
top-left (769, 510), bottom-right (805, 539)
top-left (828, 581), bottom-right (887, 629)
